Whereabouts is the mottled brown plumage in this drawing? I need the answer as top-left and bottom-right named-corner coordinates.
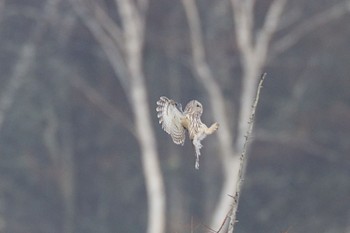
top-left (156, 96), bottom-right (219, 169)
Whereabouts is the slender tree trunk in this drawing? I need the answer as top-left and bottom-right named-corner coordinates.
top-left (70, 0), bottom-right (166, 232)
top-left (129, 72), bottom-right (166, 233)
top-left (181, 0), bottom-right (288, 230)
top-left (116, 1), bottom-right (166, 232)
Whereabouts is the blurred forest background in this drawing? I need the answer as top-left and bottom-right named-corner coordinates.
top-left (0, 0), bottom-right (350, 233)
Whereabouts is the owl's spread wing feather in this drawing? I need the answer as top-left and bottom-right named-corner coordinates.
top-left (156, 96), bottom-right (186, 145)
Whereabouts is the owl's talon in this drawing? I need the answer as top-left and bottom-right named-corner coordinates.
top-left (213, 122), bottom-right (219, 131)
top-left (207, 122), bottom-right (219, 134)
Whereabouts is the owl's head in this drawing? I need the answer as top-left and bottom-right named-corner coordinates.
top-left (185, 100), bottom-right (203, 116)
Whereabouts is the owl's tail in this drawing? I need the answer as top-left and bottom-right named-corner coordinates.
top-left (192, 139), bottom-right (202, 169)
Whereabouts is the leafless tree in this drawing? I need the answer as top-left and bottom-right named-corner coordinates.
top-left (181, 0), bottom-right (350, 231)
top-left (69, 1), bottom-right (166, 233)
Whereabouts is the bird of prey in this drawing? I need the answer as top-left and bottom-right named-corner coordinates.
top-left (156, 96), bottom-right (219, 169)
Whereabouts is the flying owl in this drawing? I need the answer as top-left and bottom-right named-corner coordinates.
top-left (156, 96), bottom-right (219, 169)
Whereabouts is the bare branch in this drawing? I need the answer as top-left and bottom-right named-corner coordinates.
top-left (0, 44), bottom-right (32, 130)
top-left (70, 0), bottom-right (130, 92)
top-left (184, 0), bottom-right (349, 232)
top-left (181, 1), bottom-right (241, 230)
top-left (181, 0), bottom-right (233, 164)
top-left (228, 73), bottom-right (266, 233)
top-left (93, 1), bottom-right (124, 49)
top-left (115, 1), bottom-right (166, 233)
top-left (231, 0), bottom-right (254, 58)
top-left (43, 104), bottom-right (61, 168)
top-left (270, 0), bottom-right (350, 61)
top-left (116, 0), bottom-right (145, 57)
top-left (255, 0), bottom-right (287, 66)
top-left (230, 0), bottom-right (286, 153)
top-left (72, 1), bottom-right (165, 233)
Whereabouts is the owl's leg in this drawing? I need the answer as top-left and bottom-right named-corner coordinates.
top-left (205, 122), bottom-right (219, 135)
top-left (192, 136), bottom-right (203, 169)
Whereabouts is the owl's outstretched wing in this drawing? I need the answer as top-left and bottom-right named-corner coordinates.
top-left (156, 96), bottom-right (186, 145)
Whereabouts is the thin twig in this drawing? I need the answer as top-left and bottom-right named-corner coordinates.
top-left (227, 73), bottom-right (266, 233)
top-left (214, 203), bottom-right (234, 233)
top-left (70, 0), bottom-right (130, 93)
top-left (93, 1), bottom-right (124, 49)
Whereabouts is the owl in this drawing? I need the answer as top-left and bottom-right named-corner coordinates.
top-left (156, 96), bottom-right (219, 169)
